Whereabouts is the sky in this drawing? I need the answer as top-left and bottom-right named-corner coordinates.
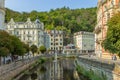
top-left (5, 0), bottom-right (98, 12)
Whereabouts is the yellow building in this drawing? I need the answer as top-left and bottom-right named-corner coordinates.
top-left (95, 0), bottom-right (120, 58)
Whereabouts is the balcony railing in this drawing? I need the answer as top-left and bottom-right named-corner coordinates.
top-left (27, 34), bottom-right (32, 37)
top-left (94, 26), bottom-right (101, 34)
top-left (96, 38), bottom-right (103, 44)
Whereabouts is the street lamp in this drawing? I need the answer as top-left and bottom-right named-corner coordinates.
top-left (54, 29), bottom-right (57, 61)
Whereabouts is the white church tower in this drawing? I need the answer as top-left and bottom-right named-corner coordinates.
top-left (0, 0), bottom-right (5, 30)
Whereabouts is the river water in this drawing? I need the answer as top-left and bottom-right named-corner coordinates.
top-left (18, 59), bottom-right (89, 80)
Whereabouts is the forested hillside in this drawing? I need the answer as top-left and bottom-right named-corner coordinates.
top-left (5, 7), bottom-right (97, 34)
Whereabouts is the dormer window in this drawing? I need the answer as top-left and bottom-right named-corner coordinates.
top-left (111, 0), bottom-right (114, 6)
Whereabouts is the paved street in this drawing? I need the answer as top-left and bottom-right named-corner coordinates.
top-left (79, 55), bottom-right (120, 65)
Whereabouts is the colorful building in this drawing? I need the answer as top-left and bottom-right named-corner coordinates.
top-left (45, 30), bottom-right (64, 54)
top-left (95, 0), bottom-right (120, 58)
top-left (6, 18), bottom-right (44, 47)
top-left (74, 31), bottom-right (95, 54)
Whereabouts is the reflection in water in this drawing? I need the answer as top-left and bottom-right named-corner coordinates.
top-left (38, 59), bottom-right (79, 80)
top-left (18, 59), bottom-right (88, 80)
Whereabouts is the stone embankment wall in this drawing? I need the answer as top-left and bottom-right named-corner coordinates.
top-left (77, 57), bottom-right (120, 80)
top-left (0, 58), bottom-right (37, 80)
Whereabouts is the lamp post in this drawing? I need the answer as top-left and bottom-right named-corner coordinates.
top-left (54, 29), bottom-right (57, 61)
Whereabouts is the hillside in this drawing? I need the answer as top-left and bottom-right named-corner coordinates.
top-left (5, 7), bottom-right (97, 44)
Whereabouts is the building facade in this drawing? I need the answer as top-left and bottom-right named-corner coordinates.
top-left (63, 44), bottom-right (76, 54)
top-left (0, 0), bottom-right (5, 29)
top-left (74, 31), bottom-right (95, 53)
top-left (6, 18), bottom-right (44, 47)
top-left (94, 0), bottom-right (120, 58)
top-left (45, 30), bottom-right (63, 54)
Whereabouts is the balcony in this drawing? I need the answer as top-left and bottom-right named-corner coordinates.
top-left (26, 40), bottom-right (32, 44)
top-left (27, 34), bottom-right (32, 37)
top-left (94, 26), bottom-right (101, 34)
top-left (96, 38), bottom-right (103, 44)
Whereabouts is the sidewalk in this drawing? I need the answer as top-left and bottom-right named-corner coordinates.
top-left (79, 55), bottom-right (120, 65)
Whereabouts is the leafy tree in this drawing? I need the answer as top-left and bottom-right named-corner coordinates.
top-left (30, 44), bottom-right (38, 56)
top-left (0, 47), bottom-right (9, 64)
top-left (0, 47), bottom-right (9, 57)
top-left (10, 35), bottom-right (26, 61)
top-left (0, 30), bottom-right (13, 53)
top-left (102, 12), bottom-right (120, 57)
top-left (22, 43), bottom-right (30, 53)
top-left (39, 45), bottom-right (46, 54)
top-left (5, 7), bottom-right (97, 44)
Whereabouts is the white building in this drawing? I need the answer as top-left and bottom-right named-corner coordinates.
top-left (74, 31), bottom-right (95, 53)
top-left (0, 0), bottom-right (5, 29)
top-left (45, 30), bottom-right (64, 54)
top-left (63, 44), bottom-right (76, 54)
top-left (6, 18), bottom-right (44, 47)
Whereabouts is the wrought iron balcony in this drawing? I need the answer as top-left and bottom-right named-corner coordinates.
top-left (94, 26), bottom-right (101, 34)
top-left (96, 38), bottom-right (103, 44)
top-left (27, 34), bottom-right (32, 37)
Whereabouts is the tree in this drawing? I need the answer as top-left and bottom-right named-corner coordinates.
top-left (0, 47), bottom-right (9, 64)
top-left (22, 43), bottom-right (30, 53)
top-left (102, 12), bottom-right (120, 57)
top-left (0, 30), bottom-right (13, 64)
top-left (39, 45), bottom-right (46, 54)
top-left (10, 35), bottom-right (26, 61)
top-left (0, 30), bottom-right (13, 53)
top-left (30, 45), bottom-right (38, 56)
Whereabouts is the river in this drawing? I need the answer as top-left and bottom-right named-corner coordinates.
top-left (18, 58), bottom-right (89, 80)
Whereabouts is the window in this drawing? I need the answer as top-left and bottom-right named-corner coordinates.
top-left (23, 31), bottom-right (25, 34)
top-left (28, 31), bottom-right (30, 34)
top-left (33, 31), bottom-right (34, 34)
top-left (56, 43), bottom-right (58, 45)
top-left (56, 47), bottom-right (58, 50)
top-left (51, 47), bottom-right (53, 50)
top-left (51, 43), bottom-right (53, 45)
top-left (56, 39), bottom-right (58, 41)
top-left (24, 37), bottom-right (25, 40)
top-left (17, 31), bottom-right (19, 35)
top-left (107, 13), bottom-right (110, 20)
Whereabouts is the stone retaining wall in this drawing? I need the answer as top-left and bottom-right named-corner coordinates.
top-left (0, 58), bottom-right (37, 80)
top-left (77, 57), bottom-right (120, 80)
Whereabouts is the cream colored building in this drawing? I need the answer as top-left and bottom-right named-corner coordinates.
top-left (0, 0), bottom-right (5, 29)
top-left (74, 31), bottom-right (95, 53)
top-left (45, 30), bottom-right (63, 53)
top-left (6, 18), bottom-right (44, 47)
top-left (94, 0), bottom-right (120, 58)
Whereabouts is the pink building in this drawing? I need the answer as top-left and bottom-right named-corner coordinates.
top-left (95, 0), bottom-right (120, 58)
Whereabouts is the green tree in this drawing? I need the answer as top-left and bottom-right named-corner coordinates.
top-left (0, 47), bottom-right (9, 64)
top-left (0, 30), bottom-right (13, 64)
top-left (22, 43), bottom-right (30, 53)
top-left (10, 35), bottom-right (26, 61)
top-left (0, 30), bottom-right (13, 53)
top-left (102, 12), bottom-right (120, 57)
top-left (39, 45), bottom-right (46, 54)
top-left (30, 44), bottom-right (38, 56)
